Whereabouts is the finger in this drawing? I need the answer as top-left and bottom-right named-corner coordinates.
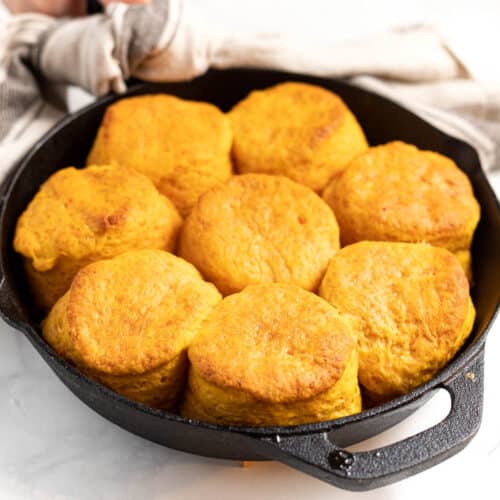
top-left (100, 0), bottom-right (151, 5)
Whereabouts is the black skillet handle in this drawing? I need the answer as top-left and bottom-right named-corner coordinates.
top-left (261, 351), bottom-right (484, 491)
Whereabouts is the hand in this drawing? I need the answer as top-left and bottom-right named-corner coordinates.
top-left (100, 0), bottom-right (150, 5)
top-left (4, 0), bottom-right (150, 16)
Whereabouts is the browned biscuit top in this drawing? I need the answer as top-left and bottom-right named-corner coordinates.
top-left (14, 165), bottom-right (181, 271)
top-left (188, 283), bottom-right (356, 403)
top-left (319, 241), bottom-right (473, 398)
top-left (322, 141), bottom-right (480, 250)
top-left (49, 250), bottom-right (221, 375)
top-left (178, 173), bottom-right (340, 295)
top-left (87, 94), bottom-right (233, 215)
top-left (229, 82), bottom-right (368, 191)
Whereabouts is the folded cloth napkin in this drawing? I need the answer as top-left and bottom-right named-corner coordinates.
top-left (1, 0), bottom-right (499, 183)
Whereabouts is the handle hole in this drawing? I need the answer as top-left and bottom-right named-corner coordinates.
top-left (345, 388), bottom-right (451, 453)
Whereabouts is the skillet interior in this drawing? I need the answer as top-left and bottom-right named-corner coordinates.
top-left (0, 69), bottom-right (499, 462)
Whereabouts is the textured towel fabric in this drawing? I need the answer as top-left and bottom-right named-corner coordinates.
top-left (0, 0), bottom-right (499, 183)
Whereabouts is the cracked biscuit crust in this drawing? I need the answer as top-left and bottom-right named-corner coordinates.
top-left (14, 165), bottom-right (182, 310)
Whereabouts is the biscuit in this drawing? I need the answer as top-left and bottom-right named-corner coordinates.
top-left (322, 141), bottom-right (480, 277)
top-left (43, 250), bottom-right (221, 409)
top-left (87, 94), bottom-right (233, 216)
top-left (319, 241), bottom-right (475, 402)
top-left (178, 174), bottom-right (340, 295)
top-left (181, 283), bottom-right (361, 425)
top-left (13, 165), bottom-right (181, 311)
top-left (228, 82), bottom-right (368, 191)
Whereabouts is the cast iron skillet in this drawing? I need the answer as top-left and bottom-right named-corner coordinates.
top-left (0, 69), bottom-right (499, 491)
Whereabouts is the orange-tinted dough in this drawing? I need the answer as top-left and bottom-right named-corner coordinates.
top-left (182, 283), bottom-right (361, 425)
top-left (229, 82), bottom-right (368, 191)
top-left (322, 141), bottom-right (480, 277)
top-left (179, 174), bottom-right (340, 295)
top-left (319, 241), bottom-right (475, 403)
top-left (87, 94), bottom-right (233, 215)
top-left (14, 165), bottom-right (181, 311)
top-left (43, 250), bottom-right (221, 409)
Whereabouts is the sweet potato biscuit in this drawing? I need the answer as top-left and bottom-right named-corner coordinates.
top-left (181, 283), bottom-right (361, 426)
top-left (43, 250), bottom-right (221, 409)
top-left (178, 174), bottom-right (340, 295)
top-left (319, 241), bottom-right (475, 403)
top-left (322, 141), bottom-right (480, 277)
top-left (228, 82), bottom-right (368, 191)
top-left (13, 165), bottom-right (181, 311)
top-left (87, 94), bottom-right (233, 216)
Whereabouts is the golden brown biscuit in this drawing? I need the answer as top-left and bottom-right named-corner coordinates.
top-left (228, 82), bottom-right (368, 191)
top-left (43, 250), bottom-right (221, 410)
top-left (319, 241), bottom-right (475, 403)
top-left (454, 249), bottom-right (473, 282)
top-left (87, 94), bottom-right (233, 216)
top-left (322, 141), bottom-right (480, 274)
top-left (178, 174), bottom-right (340, 295)
top-left (181, 283), bottom-right (361, 426)
top-left (14, 165), bottom-right (181, 311)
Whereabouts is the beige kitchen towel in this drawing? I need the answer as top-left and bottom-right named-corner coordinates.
top-left (0, 0), bottom-right (498, 179)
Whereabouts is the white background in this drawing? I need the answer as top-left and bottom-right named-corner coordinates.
top-left (1, 1), bottom-right (500, 499)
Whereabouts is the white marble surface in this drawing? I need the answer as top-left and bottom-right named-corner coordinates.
top-left (1, 178), bottom-right (499, 500)
top-left (1, 292), bottom-right (499, 500)
top-left (2, 1), bottom-right (500, 498)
